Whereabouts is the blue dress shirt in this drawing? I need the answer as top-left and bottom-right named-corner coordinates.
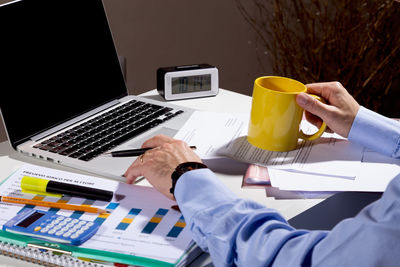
top-left (174, 106), bottom-right (400, 266)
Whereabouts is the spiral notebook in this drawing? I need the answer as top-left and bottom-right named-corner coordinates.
top-left (0, 164), bottom-right (202, 266)
top-left (0, 231), bottom-right (105, 266)
top-left (0, 230), bottom-right (200, 267)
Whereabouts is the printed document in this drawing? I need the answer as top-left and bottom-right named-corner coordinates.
top-left (174, 111), bottom-right (363, 178)
top-left (0, 164), bottom-right (193, 264)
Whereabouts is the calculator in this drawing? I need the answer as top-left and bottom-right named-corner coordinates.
top-left (3, 209), bottom-right (100, 245)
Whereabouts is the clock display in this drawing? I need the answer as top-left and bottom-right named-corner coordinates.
top-left (171, 74), bottom-right (211, 94)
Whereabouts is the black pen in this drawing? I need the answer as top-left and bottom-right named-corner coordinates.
top-left (103, 146), bottom-right (197, 157)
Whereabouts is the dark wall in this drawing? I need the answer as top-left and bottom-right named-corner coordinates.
top-left (0, 0), bottom-right (267, 143)
top-left (102, 0), bottom-right (267, 95)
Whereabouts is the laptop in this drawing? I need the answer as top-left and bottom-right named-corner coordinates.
top-left (0, 0), bottom-right (194, 180)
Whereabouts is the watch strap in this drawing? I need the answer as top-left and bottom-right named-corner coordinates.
top-left (170, 162), bottom-right (207, 196)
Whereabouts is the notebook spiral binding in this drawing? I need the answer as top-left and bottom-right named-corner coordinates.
top-left (0, 242), bottom-right (106, 267)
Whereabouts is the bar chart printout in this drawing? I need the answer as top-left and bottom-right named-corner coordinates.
top-left (167, 215), bottom-right (186, 238)
top-left (116, 208), bottom-right (142, 231)
top-left (94, 202), bottom-right (119, 225)
top-left (0, 164), bottom-right (195, 264)
top-left (70, 199), bottom-right (95, 219)
top-left (141, 208), bottom-right (168, 234)
top-left (17, 195), bottom-right (45, 213)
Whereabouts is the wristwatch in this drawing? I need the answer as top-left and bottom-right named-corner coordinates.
top-left (170, 162), bottom-right (208, 196)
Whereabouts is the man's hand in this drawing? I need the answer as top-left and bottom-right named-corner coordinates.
top-left (296, 82), bottom-right (360, 137)
top-left (124, 134), bottom-right (202, 200)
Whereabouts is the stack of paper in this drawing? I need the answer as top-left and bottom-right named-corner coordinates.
top-left (174, 111), bottom-right (400, 198)
top-left (0, 164), bottom-right (198, 265)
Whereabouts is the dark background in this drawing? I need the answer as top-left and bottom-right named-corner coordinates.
top-left (1, 0), bottom-right (398, 143)
top-left (0, 0), bottom-right (267, 142)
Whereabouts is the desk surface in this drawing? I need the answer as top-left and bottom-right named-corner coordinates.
top-left (0, 89), bottom-right (324, 266)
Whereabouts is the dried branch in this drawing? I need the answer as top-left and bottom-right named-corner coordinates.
top-left (235, 0), bottom-right (400, 114)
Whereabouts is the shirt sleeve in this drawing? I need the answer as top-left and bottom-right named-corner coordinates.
top-left (174, 168), bottom-right (328, 266)
top-left (348, 106), bottom-right (400, 158)
top-left (175, 169), bottom-right (400, 267)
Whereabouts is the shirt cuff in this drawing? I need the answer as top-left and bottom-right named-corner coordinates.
top-left (174, 168), bottom-right (238, 223)
top-left (348, 106), bottom-right (400, 158)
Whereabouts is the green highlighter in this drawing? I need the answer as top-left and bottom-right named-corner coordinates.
top-left (21, 176), bottom-right (113, 202)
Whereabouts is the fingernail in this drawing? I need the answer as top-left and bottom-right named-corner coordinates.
top-left (296, 93), bottom-right (309, 106)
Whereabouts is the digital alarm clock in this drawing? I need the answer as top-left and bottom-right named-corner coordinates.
top-left (157, 64), bottom-right (219, 100)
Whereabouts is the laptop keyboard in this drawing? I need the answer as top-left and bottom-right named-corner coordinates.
top-left (33, 100), bottom-right (184, 161)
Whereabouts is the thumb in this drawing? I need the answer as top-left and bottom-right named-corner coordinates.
top-left (296, 93), bottom-right (328, 119)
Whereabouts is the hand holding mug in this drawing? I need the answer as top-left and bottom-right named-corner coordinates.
top-left (296, 82), bottom-right (360, 138)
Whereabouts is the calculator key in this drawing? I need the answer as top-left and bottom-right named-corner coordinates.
top-left (48, 229), bottom-right (56, 234)
top-left (40, 228), bottom-right (49, 233)
top-left (63, 232), bottom-right (72, 238)
top-left (66, 223), bottom-right (75, 228)
top-left (81, 226), bottom-right (89, 231)
top-left (72, 219), bottom-right (79, 223)
top-left (34, 226), bottom-right (41, 232)
top-left (64, 218), bottom-right (72, 222)
top-left (86, 222), bottom-right (94, 227)
top-left (53, 225), bottom-right (62, 230)
top-left (59, 221), bottom-right (67, 226)
top-left (71, 234), bottom-right (79, 239)
top-left (78, 221), bottom-right (86, 225)
top-left (76, 230), bottom-right (84, 235)
top-left (57, 216), bottom-right (65, 220)
top-left (55, 231), bottom-right (64, 236)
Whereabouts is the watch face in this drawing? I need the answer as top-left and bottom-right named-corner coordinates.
top-left (171, 74), bottom-right (211, 95)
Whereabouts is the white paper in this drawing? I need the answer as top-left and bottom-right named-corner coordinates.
top-left (269, 149), bottom-right (400, 192)
top-left (265, 186), bottom-right (335, 199)
top-left (175, 111), bottom-right (363, 179)
top-left (174, 111), bottom-right (249, 159)
top-left (0, 164), bottom-right (193, 264)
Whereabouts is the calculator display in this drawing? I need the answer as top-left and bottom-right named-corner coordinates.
top-left (16, 211), bottom-right (44, 228)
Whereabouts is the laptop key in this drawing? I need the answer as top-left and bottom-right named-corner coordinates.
top-left (69, 152), bottom-right (84, 158)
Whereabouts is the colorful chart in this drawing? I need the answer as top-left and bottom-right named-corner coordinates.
top-left (141, 208), bottom-right (168, 234)
top-left (47, 196), bottom-right (72, 213)
top-left (115, 208), bottom-right (142, 231)
top-left (166, 215), bottom-right (186, 238)
top-left (70, 199), bottom-right (95, 219)
top-left (93, 202), bottom-right (119, 225)
top-left (0, 165), bottom-right (195, 265)
top-left (18, 195), bottom-right (46, 214)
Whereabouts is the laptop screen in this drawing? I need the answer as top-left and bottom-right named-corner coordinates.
top-left (0, 0), bottom-right (127, 148)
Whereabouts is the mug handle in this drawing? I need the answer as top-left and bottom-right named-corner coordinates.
top-left (298, 94), bottom-right (327, 141)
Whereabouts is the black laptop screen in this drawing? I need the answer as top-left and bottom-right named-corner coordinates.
top-left (0, 0), bottom-right (127, 148)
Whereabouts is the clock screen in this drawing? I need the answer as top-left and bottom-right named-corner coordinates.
top-left (171, 74), bottom-right (211, 94)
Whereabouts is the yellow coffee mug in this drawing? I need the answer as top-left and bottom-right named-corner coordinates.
top-left (247, 76), bottom-right (326, 152)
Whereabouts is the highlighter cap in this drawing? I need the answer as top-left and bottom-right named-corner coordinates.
top-left (21, 176), bottom-right (62, 197)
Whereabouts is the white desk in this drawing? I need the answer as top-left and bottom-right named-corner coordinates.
top-left (0, 89), bottom-right (324, 266)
